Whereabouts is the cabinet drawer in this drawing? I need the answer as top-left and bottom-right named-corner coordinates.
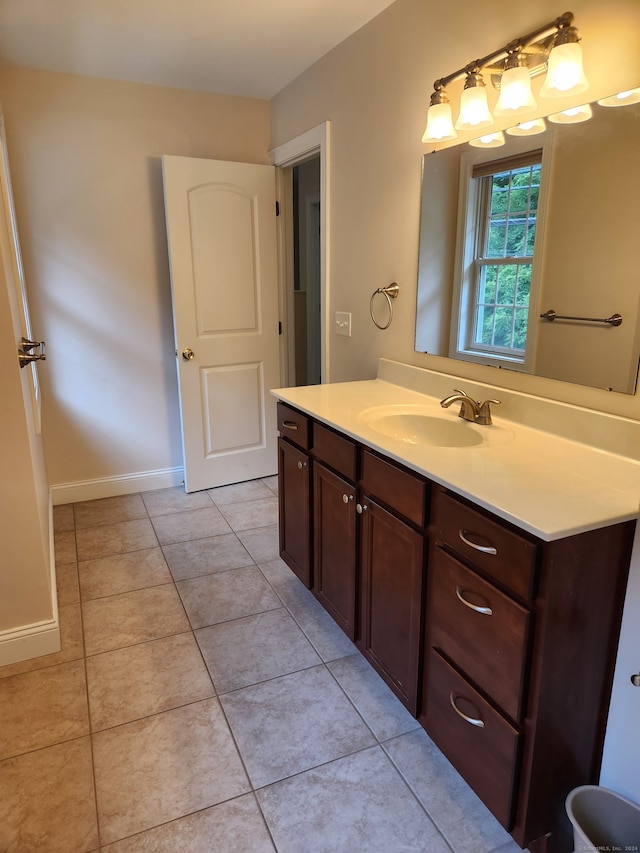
top-left (431, 489), bottom-right (538, 601)
top-left (277, 402), bottom-right (310, 450)
top-left (429, 547), bottom-right (531, 721)
top-left (424, 650), bottom-right (520, 830)
top-left (313, 422), bottom-right (357, 480)
top-left (360, 449), bottom-right (427, 527)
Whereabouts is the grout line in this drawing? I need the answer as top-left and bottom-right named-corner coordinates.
top-left (379, 737), bottom-right (456, 852)
top-left (0, 730), bottom-right (91, 764)
top-left (76, 545), bottom-right (103, 849)
top-left (92, 792), bottom-right (278, 852)
top-left (80, 578), bottom-right (177, 604)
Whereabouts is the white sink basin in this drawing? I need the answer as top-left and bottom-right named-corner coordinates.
top-left (360, 405), bottom-right (511, 448)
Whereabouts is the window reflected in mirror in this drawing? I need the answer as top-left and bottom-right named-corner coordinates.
top-left (415, 90), bottom-right (640, 394)
top-left (453, 152), bottom-right (542, 368)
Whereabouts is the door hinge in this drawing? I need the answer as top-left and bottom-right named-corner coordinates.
top-left (275, 201), bottom-right (280, 216)
top-left (278, 321), bottom-right (283, 335)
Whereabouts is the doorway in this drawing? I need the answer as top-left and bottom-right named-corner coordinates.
top-left (292, 155), bottom-right (321, 386)
top-left (269, 121), bottom-right (330, 389)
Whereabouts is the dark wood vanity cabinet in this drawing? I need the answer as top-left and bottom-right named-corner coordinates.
top-left (359, 496), bottom-right (424, 713)
top-left (277, 402), bottom-right (635, 853)
top-left (277, 403), bottom-right (427, 709)
top-left (358, 449), bottom-right (428, 714)
top-left (311, 420), bottom-right (427, 708)
top-left (422, 485), bottom-right (635, 853)
top-left (313, 461), bottom-right (357, 638)
top-left (277, 405), bottom-right (312, 587)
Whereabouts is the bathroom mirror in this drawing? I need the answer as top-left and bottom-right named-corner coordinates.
top-left (414, 90), bottom-right (640, 393)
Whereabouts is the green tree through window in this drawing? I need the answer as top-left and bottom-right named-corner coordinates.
top-left (473, 160), bottom-right (541, 356)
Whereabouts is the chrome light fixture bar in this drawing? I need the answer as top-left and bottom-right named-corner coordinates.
top-left (422, 11), bottom-right (588, 144)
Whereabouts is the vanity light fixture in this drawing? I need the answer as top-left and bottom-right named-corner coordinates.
top-left (505, 117), bottom-right (547, 136)
top-left (469, 131), bottom-right (505, 148)
top-left (493, 50), bottom-right (538, 115)
top-left (539, 23), bottom-right (589, 97)
top-left (421, 86), bottom-right (458, 142)
top-left (422, 11), bottom-right (589, 144)
top-left (547, 102), bottom-right (592, 123)
top-left (597, 87), bottom-right (640, 107)
top-left (455, 70), bottom-right (493, 130)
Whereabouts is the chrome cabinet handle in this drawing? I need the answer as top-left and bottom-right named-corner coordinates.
top-left (450, 692), bottom-right (485, 728)
top-left (282, 421), bottom-right (298, 430)
top-left (342, 494), bottom-right (354, 504)
top-left (459, 529), bottom-right (497, 556)
top-left (296, 460), bottom-right (308, 469)
top-left (455, 585), bottom-right (493, 616)
top-left (356, 503), bottom-right (368, 514)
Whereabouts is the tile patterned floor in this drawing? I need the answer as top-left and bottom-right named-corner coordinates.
top-left (0, 478), bottom-right (523, 852)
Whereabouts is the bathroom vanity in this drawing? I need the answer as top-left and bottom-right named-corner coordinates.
top-left (273, 360), bottom-right (640, 853)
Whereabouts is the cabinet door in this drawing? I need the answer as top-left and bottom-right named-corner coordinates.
top-left (313, 463), bottom-right (357, 639)
top-left (359, 498), bottom-right (425, 713)
top-left (278, 437), bottom-right (311, 587)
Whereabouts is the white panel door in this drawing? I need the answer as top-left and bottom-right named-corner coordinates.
top-left (162, 156), bottom-right (280, 492)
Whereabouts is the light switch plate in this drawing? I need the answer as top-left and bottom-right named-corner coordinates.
top-left (335, 311), bottom-right (352, 337)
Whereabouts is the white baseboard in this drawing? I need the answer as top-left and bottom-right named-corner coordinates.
top-left (51, 467), bottom-right (184, 505)
top-left (0, 619), bottom-right (61, 667)
top-left (0, 496), bottom-right (61, 667)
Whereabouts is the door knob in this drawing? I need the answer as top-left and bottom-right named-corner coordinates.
top-left (182, 348), bottom-right (195, 361)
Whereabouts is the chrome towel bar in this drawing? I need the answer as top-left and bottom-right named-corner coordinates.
top-left (539, 309), bottom-right (622, 326)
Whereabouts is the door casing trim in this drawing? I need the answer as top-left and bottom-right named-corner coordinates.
top-left (269, 122), bottom-right (330, 385)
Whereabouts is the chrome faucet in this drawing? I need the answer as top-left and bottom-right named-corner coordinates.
top-left (440, 389), bottom-right (500, 425)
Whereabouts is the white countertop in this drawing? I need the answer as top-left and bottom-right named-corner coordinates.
top-left (272, 367), bottom-right (640, 541)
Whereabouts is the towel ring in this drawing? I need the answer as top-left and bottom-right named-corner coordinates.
top-left (370, 283), bottom-right (399, 330)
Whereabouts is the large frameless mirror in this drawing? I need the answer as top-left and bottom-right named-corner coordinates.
top-left (415, 89), bottom-right (640, 394)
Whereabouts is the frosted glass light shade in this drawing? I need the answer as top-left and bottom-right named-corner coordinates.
top-left (494, 66), bottom-right (537, 115)
top-left (540, 42), bottom-right (589, 98)
top-left (597, 87), bottom-right (640, 107)
top-left (506, 118), bottom-right (547, 136)
top-left (548, 103), bottom-right (592, 124)
top-left (469, 131), bottom-right (505, 148)
top-left (422, 102), bottom-right (457, 142)
top-left (455, 85), bottom-right (493, 130)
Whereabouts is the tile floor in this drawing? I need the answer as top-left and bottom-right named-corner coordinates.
top-left (0, 478), bottom-right (523, 852)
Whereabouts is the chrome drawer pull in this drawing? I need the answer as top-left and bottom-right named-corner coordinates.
top-left (459, 529), bottom-right (497, 556)
top-left (282, 420), bottom-right (299, 430)
top-left (455, 585), bottom-right (493, 616)
top-left (450, 692), bottom-right (485, 728)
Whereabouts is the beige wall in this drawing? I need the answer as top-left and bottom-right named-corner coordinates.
top-left (270, 0), bottom-right (640, 419)
top-left (0, 67), bottom-right (270, 487)
top-left (535, 104), bottom-right (640, 391)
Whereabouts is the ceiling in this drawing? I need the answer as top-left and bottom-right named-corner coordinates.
top-left (0, 0), bottom-right (397, 99)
